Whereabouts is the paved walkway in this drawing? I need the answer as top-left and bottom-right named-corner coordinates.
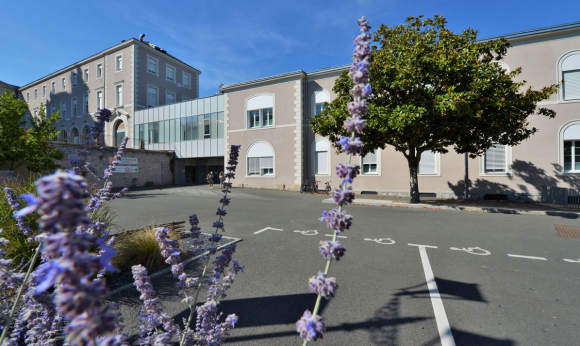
top-left (323, 196), bottom-right (580, 218)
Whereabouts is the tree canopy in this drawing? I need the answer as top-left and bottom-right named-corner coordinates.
top-left (310, 15), bottom-right (559, 203)
top-left (0, 90), bottom-right (63, 172)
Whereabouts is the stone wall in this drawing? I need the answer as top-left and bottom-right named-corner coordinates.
top-left (4, 142), bottom-right (174, 188)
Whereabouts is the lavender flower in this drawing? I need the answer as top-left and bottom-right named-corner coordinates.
top-left (3, 188), bottom-right (32, 235)
top-left (308, 272), bottom-right (338, 299)
top-left (296, 310), bottom-right (325, 342)
top-left (319, 208), bottom-right (353, 233)
top-left (335, 163), bottom-right (360, 185)
top-left (336, 136), bottom-right (363, 155)
top-left (319, 241), bottom-right (346, 261)
top-left (330, 185), bottom-right (355, 205)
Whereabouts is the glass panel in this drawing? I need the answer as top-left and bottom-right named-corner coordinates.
top-left (249, 111), bottom-right (254, 128)
top-left (164, 120), bottom-right (170, 143)
top-left (180, 118), bottom-right (187, 141)
top-left (575, 141), bottom-right (580, 171)
top-left (139, 125), bottom-right (144, 146)
top-left (186, 116), bottom-right (193, 140)
top-left (134, 125), bottom-right (140, 147)
top-left (169, 119), bottom-right (176, 142)
top-left (217, 112), bottom-right (224, 138)
top-left (153, 122), bottom-right (159, 143)
top-left (211, 113), bottom-right (217, 138)
top-left (198, 115), bottom-right (204, 139)
top-left (204, 119), bottom-right (210, 138)
top-left (159, 120), bottom-right (165, 143)
top-left (143, 123), bottom-right (149, 144)
top-left (262, 108), bottom-right (273, 126)
top-left (191, 115), bottom-right (198, 140)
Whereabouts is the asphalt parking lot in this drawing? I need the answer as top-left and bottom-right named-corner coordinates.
top-left (110, 185), bottom-right (580, 346)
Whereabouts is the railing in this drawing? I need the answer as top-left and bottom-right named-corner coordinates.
top-left (541, 186), bottom-right (580, 209)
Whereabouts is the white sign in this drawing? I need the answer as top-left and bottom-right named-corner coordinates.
top-left (109, 157), bottom-right (138, 165)
top-left (115, 166), bottom-right (138, 173)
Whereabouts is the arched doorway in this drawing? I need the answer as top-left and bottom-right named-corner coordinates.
top-left (115, 121), bottom-right (125, 147)
top-left (62, 130), bottom-right (68, 143)
top-left (71, 128), bottom-right (79, 144)
top-left (82, 125), bottom-right (91, 144)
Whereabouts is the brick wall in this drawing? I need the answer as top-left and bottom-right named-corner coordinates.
top-left (4, 142), bottom-right (174, 188)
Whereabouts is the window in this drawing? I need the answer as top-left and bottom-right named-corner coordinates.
top-left (418, 150), bottom-right (437, 175)
top-left (166, 65), bottom-right (175, 82)
top-left (62, 130), bottom-right (68, 143)
top-left (314, 140), bottom-right (329, 175)
top-left (247, 94), bottom-right (274, 129)
top-left (72, 72), bottom-right (77, 87)
top-left (204, 114), bottom-right (211, 139)
top-left (51, 104), bottom-right (56, 116)
top-left (84, 69), bottom-right (89, 83)
top-left (71, 128), bottom-right (79, 144)
top-left (72, 98), bottom-right (77, 117)
top-left (42, 85), bottom-right (46, 98)
top-left (26, 92), bottom-right (29, 102)
top-left (314, 90), bottom-right (329, 116)
top-left (51, 82), bottom-right (56, 94)
top-left (562, 54), bottom-right (580, 101)
top-left (147, 86), bottom-right (158, 107)
top-left (34, 110), bottom-right (38, 118)
top-left (83, 94), bottom-right (89, 114)
top-left (116, 85), bottom-right (123, 106)
top-left (247, 141), bottom-right (274, 176)
top-left (166, 91), bottom-right (175, 104)
top-left (61, 101), bottom-right (66, 119)
top-left (115, 122), bottom-right (125, 147)
top-left (34, 89), bottom-right (37, 101)
top-left (182, 72), bottom-right (191, 89)
top-left (115, 55), bottom-right (122, 71)
top-left (96, 91), bottom-right (103, 110)
top-left (97, 63), bottom-right (103, 79)
top-left (362, 151), bottom-right (378, 174)
top-left (562, 123), bottom-right (580, 172)
top-left (147, 56), bottom-right (158, 75)
top-left (61, 77), bottom-right (66, 91)
top-left (483, 144), bottom-right (507, 173)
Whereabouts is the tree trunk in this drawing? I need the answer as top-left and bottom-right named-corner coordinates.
top-left (408, 158), bottom-right (420, 204)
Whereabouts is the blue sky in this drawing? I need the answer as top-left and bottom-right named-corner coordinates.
top-left (2, 0), bottom-right (580, 97)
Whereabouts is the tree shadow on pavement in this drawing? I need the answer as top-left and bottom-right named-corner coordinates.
top-left (420, 329), bottom-right (515, 346)
top-left (395, 278), bottom-right (487, 303)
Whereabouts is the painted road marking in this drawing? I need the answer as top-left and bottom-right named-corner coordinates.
top-left (409, 244), bottom-right (456, 346)
top-left (450, 246), bottom-right (491, 255)
top-left (508, 254), bottom-right (547, 261)
top-left (325, 234), bottom-right (347, 239)
top-left (364, 238), bottom-right (396, 245)
top-left (294, 230), bottom-right (318, 235)
top-left (563, 259), bottom-right (580, 263)
top-left (253, 227), bottom-right (283, 235)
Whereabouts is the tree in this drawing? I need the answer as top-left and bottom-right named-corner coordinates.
top-left (310, 15), bottom-right (558, 203)
top-left (0, 90), bottom-right (63, 172)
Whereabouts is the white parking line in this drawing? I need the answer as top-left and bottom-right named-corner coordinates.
top-left (408, 244), bottom-right (456, 346)
top-left (508, 254), bottom-right (547, 261)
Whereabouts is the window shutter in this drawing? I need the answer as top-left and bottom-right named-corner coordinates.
top-left (261, 157), bottom-right (273, 169)
top-left (419, 150), bottom-right (436, 174)
top-left (249, 157), bottom-right (260, 174)
top-left (564, 70), bottom-right (580, 100)
top-left (485, 144), bottom-right (506, 172)
top-left (316, 151), bottom-right (328, 174)
top-left (363, 151), bottom-right (377, 164)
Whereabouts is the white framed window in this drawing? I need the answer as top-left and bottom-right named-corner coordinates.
top-left (418, 150), bottom-right (440, 176)
top-left (61, 77), bottom-right (66, 91)
top-left (72, 72), bottom-right (77, 87)
top-left (246, 94), bottom-right (274, 129)
top-left (166, 91), bottom-right (175, 104)
top-left (34, 110), bottom-right (38, 118)
top-left (84, 68), bottom-right (89, 83)
top-left (314, 140), bottom-right (330, 175)
top-left (247, 141), bottom-right (275, 177)
top-left (51, 104), bottom-right (56, 116)
top-left (42, 85), bottom-right (46, 98)
top-left (34, 89), bottom-right (37, 101)
top-left (562, 54), bottom-right (580, 101)
top-left (147, 56), bottom-right (158, 76)
top-left (115, 55), bottom-right (122, 71)
top-left (26, 92), bottom-right (29, 102)
top-left (96, 91), bottom-right (103, 110)
top-left (61, 101), bottom-right (66, 119)
top-left (313, 90), bottom-right (329, 116)
top-left (561, 123), bottom-right (580, 173)
top-left (72, 98), bottom-right (77, 117)
top-left (480, 144), bottom-right (512, 176)
top-left (362, 151), bottom-right (378, 174)
top-left (96, 63), bottom-right (103, 79)
top-left (51, 82), bottom-right (56, 94)
top-left (116, 85), bottom-right (123, 106)
top-left (182, 72), bottom-right (191, 89)
top-left (83, 94), bottom-right (89, 114)
top-left (147, 85), bottom-right (158, 107)
top-left (166, 64), bottom-right (176, 82)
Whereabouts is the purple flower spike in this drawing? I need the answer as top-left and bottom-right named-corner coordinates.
top-left (309, 272), bottom-right (338, 299)
top-left (336, 136), bottom-right (363, 155)
top-left (344, 115), bottom-right (367, 134)
top-left (319, 240), bottom-right (346, 261)
top-left (330, 185), bottom-right (355, 206)
top-left (296, 310), bottom-right (325, 342)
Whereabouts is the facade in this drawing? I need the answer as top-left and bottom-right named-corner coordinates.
top-left (219, 22), bottom-right (580, 200)
top-left (17, 36), bottom-right (200, 149)
top-left (133, 95), bottom-right (225, 184)
top-left (0, 80), bottom-right (18, 96)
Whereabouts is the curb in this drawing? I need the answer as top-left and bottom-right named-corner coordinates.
top-left (106, 235), bottom-right (243, 297)
top-left (322, 199), bottom-right (580, 218)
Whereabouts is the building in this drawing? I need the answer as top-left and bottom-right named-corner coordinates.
top-left (0, 80), bottom-right (18, 96)
top-left (18, 35), bottom-right (201, 148)
top-left (218, 21), bottom-right (580, 200)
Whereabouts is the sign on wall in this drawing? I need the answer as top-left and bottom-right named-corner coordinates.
top-left (115, 166), bottom-right (139, 173)
top-left (109, 157), bottom-right (138, 165)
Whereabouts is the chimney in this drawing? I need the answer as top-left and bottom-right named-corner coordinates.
top-left (139, 34), bottom-right (145, 42)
